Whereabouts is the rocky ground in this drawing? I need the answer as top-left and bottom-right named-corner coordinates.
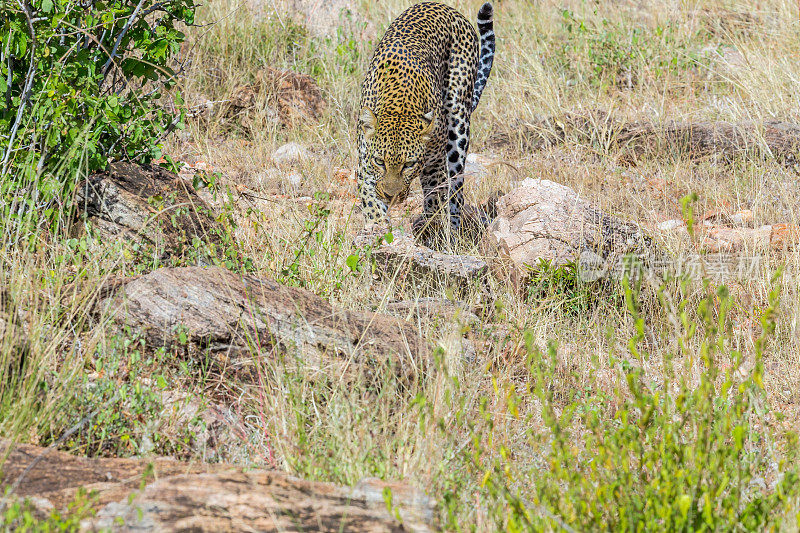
top-left (3, 0), bottom-right (800, 530)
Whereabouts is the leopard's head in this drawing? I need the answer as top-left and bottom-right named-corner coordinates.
top-left (360, 107), bottom-right (435, 206)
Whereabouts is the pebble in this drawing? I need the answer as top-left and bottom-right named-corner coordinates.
top-left (273, 142), bottom-right (309, 168)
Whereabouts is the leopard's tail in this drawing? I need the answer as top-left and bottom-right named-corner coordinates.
top-left (472, 2), bottom-right (495, 112)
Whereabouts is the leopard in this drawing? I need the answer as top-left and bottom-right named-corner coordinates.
top-left (356, 1), bottom-right (495, 246)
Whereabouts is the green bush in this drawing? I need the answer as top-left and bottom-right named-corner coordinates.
top-left (470, 272), bottom-right (799, 531)
top-left (1, 487), bottom-right (96, 531)
top-left (0, 0), bottom-right (195, 235)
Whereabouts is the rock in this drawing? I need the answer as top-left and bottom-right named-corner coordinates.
top-left (482, 178), bottom-right (654, 290)
top-left (0, 440), bottom-right (224, 517)
top-left (258, 66), bottom-right (326, 124)
top-left (0, 440), bottom-right (436, 532)
top-left (88, 472), bottom-right (435, 532)
top-left (770, 223), bottom-right (800, 249)
top-left (272, 142), bottom-right (309, 168)
top-left (74, 162), bottom-right (224, 260)
top-left (224, 66), bottom-right (326, 128)
top-left (370, 235), bottom-right (489, 295)
top-left (95, 266), bottom-right (428, 382)
top-left (285, 171), bottom-right (303, 188)
top-left (701, 225), bottom-right (772, 252)
top-left (657, 216), bottom-right (799, 253)
top-left (699, 223), bottom-right (800, 252)
top-left (658, 219), bottom-right (685, 232)
top-left (730, 210), bottom-right (754, 228)
top-left (700, 208), bottom-right (754, 228)
top-left (158, 390), bottom-right (249, 464)
top-left (463, 153), bottom-right (491, 187)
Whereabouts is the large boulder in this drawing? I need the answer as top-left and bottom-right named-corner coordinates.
top-left (95, 266), bottom-right (429, 381)
top-left (0, 440), bottom-right (436, 532)
top-left (483, 178), bottom-right (654, 289)
top-left (88, 472), bottom-right (435, 532)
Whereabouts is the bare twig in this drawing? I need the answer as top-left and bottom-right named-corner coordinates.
top-left (140, 0), bottom-right (170, 18)
top-left (100, 0), bottom-right (146, 82)
top-left (1, 1), bottom-right (38, 177)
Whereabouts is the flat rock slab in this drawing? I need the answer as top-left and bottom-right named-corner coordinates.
top-left (657, 219), bottom-right (800, 253)
top-left (75, 162), bottom-right (224, 260)
top-left (371, 236), bottom-right (489, 294)
top-left (97, 266), bottom-right (428, 381)
top-left (483, 178), bottom-right (655, 289)
top-left (0, 440), bottom-right (225, 513)
top-left (88, 472), bottom-right (435, 532)
top-left (0, 441), bottom-right (435, 532)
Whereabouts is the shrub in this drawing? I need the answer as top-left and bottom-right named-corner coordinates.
top-left (0, 0), bottom-right (196, 235)
top-left (469, 272), bottom-right (799, 531)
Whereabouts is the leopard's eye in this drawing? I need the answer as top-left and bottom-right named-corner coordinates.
top-left (374, 156), bottom-right (385, 167)
top-left (403, 160), bottom-right (417, 170)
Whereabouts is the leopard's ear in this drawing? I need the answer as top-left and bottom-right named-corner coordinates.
top-left (360, 108), bottom-right (377, 140)
top-left (420, 110), bottom-right (436, 143)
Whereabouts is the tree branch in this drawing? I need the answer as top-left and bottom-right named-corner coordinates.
top-left (1, 1), bottom-right (38, 177)
top-left (100, 0), bottom-right (146, 81)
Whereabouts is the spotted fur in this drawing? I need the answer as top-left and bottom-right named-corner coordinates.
top-left (357, 2), bottom-right (495, 243)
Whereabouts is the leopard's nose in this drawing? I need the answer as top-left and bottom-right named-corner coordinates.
top-left (381, 180), bottom-right (406, 199)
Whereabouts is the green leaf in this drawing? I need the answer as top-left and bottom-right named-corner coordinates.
top-left (346, 254), bottom-right (359, 272)
top-left (677, 494), bottom-right (691, 519)
top-left (41, 0), bottom-right (53, 13)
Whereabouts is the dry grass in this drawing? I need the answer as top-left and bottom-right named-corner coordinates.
top-left (4, 0), bottom-right (800, 529)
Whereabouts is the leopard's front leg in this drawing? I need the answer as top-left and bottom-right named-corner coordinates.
top-left (357, 167), bottom-right (389, 228)
top-left (354, 166), bottom-right (394, 250)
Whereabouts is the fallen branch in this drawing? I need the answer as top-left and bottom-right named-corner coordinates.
top-left (492, 110), bottom-right (800, 168)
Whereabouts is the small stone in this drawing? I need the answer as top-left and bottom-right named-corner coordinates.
top-left (463, 153), bottom-right (490, 186)
top-left (285, 172), bottom-right (303, 187)
top-left (658, 219), bottom-right (685, 231)
top-left (272, 142), bottom-right (309, 168)
top-left (730, 210), bottom-right (754, 227)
